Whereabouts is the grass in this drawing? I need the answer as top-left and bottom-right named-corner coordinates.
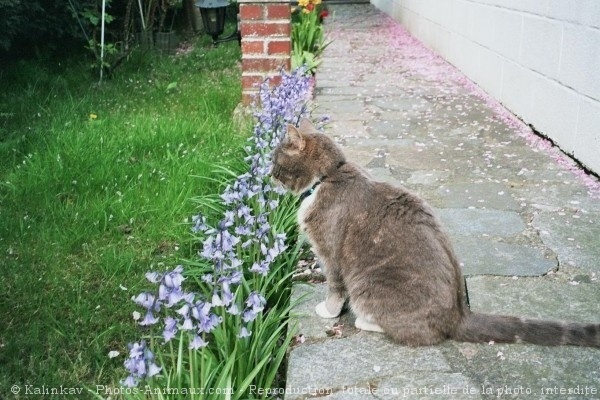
top-left (0, 36), bottom-right (248, 394)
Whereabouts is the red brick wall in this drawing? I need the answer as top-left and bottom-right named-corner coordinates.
top-left (239, 0), bottom-right (291, 105)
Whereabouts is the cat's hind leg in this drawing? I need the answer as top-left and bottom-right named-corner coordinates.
top-left (354, 315), bottom-right (384, 333)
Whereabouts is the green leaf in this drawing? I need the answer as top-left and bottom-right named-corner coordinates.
top-left (166, 81), bottom-right (178, 92)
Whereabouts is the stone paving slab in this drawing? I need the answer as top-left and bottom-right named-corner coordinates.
top-left (532, 211), bottom-right (600, 274)
top-left (286, 334), bottom-right (451, 397)
top-left (286, 4), bottom-right (600, 400)
top-left (452, 236), bottom-right (557, 277)
top-left (436, 208), bottom-right (526, 237)
top-left (466, 276), bottom-right (600, 322)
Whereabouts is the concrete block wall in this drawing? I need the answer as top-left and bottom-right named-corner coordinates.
top-left (371, 0), bottom-right (600, 175)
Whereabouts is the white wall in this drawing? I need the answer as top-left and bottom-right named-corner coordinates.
top-left (371, 0), bottom-right (600, 175)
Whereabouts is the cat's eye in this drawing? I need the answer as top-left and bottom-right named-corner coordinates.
top-left (271, 164), bottom-right (293, 181)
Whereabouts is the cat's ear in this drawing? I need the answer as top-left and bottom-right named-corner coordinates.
top-left (286, 124), bottom-right (306, 151)
top-left (298, 117), bottom-right (318, 134)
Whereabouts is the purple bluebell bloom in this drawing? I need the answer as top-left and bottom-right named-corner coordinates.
top-left (246, 292), bottom-right (266, 312)
top-left (122, 340), bottom-right (161, 387)
top-left (145, 271), bottom-right (162, 284)
top-left (250, 261), bottom-right (269, 276)
top-left (163, 266), bottom-right (184, 289)
top-left (139, 311), bottom-right (159, 326)
top-left (242, 308), bottom-right (259, 323)
top-left (163, 316), bottom-right (178, 343)
top-left (181, 318), bottom-right (194, 330)
top-left (132, 292), bottom-right (160, 312)
top-left (189, 335), bottom-right (208, 349)
top-left (237, 326), bottom-right (252, 338)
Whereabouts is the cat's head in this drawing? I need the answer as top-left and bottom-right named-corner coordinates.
top-left (270, 118), bottom-right (345, 195)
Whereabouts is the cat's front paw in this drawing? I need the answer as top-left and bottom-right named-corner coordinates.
top-left (315, 301), bottom-right (340, 318)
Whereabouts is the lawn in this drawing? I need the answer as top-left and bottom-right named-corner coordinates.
top-left (0, 37), bottom-right (249, 394)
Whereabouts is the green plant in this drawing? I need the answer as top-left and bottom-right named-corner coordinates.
top-left (291, 2), bottom-right (329, 75)
top-left (119, 69), bottom-right (314, 398)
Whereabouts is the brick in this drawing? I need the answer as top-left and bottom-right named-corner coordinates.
top-left (267, 40), bottom-right (291, 55)
top-left (240, 4), bottom-right (264, 20)
top-left (241, 40), bottom-right (265, 55)
top-left (266, 4), bottom-right (291, 19)
top-left (241, 74), bottom-right (266, 90)
top-left (241, 21), bottom-right (290, 37)
top-left (267, 74), bottom-right (283, 87)
top-left (242, 73), bottom-right (286, 105)
top-left (242, 91), bottom-right (258, 106)
top-left (242, 57), bottom-right (289, 73)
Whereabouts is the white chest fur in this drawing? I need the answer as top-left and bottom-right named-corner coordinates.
top-left (297, 184), bottom-right (320, 232)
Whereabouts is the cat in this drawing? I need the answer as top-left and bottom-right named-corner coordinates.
top-left (270, 118), bottom-right (600, 347)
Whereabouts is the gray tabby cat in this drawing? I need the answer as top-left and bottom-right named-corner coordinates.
top-left (270, 118), bottom-right (599, 347)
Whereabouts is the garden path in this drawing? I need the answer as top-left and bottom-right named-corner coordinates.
top-left (286, 4), bottom-right (600, 400)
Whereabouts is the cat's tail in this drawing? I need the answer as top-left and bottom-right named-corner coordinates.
top-left (453, 312), bottom-right (600, 347)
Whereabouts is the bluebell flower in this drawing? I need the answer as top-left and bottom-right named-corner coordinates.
top-left (121, 375), bottom-right (138, 388)
top-left (164, 288), bottom-right (186, 308)
top-left (163, 266), bottom-right (184, 289)
top-left (228, 271), bottom-right (242, 284)
top-left (246, 292), bottom-right (266, 312)
top-left (222, 286), bottom-right (234, 306)
top-left (216, 230), bottom-right (239, 253)
top-left (148, 363), bottom-right (161, 377)
top-left (163, 317), bottom-right (178, 343)
top-left (237, 327), bottom-right (252, 338)
top-left (227, 303), bottom-right (240, 315)
top-left (242, 308), bottom-right (259, 323)
top-left (139, 311), bottom-right (159, 326)
top-left (250, 261), bottom-right (269, 276)
top-left (256, 221), bottom-right (271, 239)
top-left (122, 340), bottom-right (161, 387)
top-left (234, 223), bottom-right (252, 236)
top-left (182, 318), bottom-right (194, 330)
top-left (189, 335), bottom-right (208, 350)
top-left (198, 313), bottom-right (221, 333)
top-left (190, 301), bottom-right (210, 321)
top-left (211, 292), bottom-right (224, 307)
top-left (132, 293), bottom-right (160, 312)
top-left (226, 256), bottom-right (242, 270)
top-left (237, 204), bottom-right (251, 219)
top-left (176, 303), bottom-right (190, 318)
top-left (191, 214), bottom-right (208, 233)
top-left (145, 271), bottom-right (162, 284)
